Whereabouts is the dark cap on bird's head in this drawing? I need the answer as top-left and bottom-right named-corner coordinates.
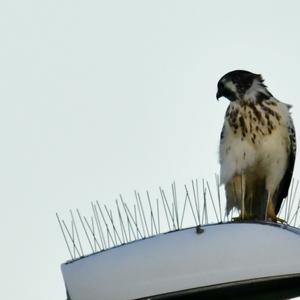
top-left (216, 70), bottom-right (266, 102)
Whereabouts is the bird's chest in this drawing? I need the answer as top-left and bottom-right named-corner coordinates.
top-left (226, 102), bottom-right (282, 143)
top-left (219, 101), bottom-right (289, 183)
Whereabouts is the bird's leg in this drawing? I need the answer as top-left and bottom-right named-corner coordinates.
top-left (265, 192), bottom-right (271, 221)
top-left (231, 174), bottom-right (253, 221)
top-left (265, 193), bottom-right (286, 223)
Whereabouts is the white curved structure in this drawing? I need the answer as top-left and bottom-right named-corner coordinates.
top-left (61, 222), bottom-right (300, 300)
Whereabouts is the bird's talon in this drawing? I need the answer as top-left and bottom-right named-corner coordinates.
top-left (275, 217), bottom-right (286, 224)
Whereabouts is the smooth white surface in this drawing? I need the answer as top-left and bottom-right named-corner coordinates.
top-left (62, 223), bottom-right (300, 300)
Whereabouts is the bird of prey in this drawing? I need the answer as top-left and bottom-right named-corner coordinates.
top-left (217, 70), bottom-right (296, 222)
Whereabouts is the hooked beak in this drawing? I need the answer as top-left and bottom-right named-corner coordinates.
top-left (216, 90), bottom-right (222, 100)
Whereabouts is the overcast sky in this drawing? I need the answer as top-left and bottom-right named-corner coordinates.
top-left (1, 1), bottom-right (300, 299)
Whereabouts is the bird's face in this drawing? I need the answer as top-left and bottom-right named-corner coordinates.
top-left (216, 70), bottom-right (266, 102)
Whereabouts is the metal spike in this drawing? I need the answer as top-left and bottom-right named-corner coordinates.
top-left (56, 213), bottom-right (73, 260)
top-left (293, 197), bottom-right (300, 227)
top-left (116, 199), bottom-right (127, 243)
top-left (119, 195), bottom-right (134, 240)
top-left (289, 180), bottom-right (299, 223)
top-left (285, 179), bottom-right (294, 221)
top-left (156, 198), bottom-right (160, 233)
top-left (123, 203), bottom-right (142, 240)
top-left (202, 179), bottom-right (208, 224)
top-left (180, 191), bottom-right (188, 228)
top-left (135, 191), bottom-right (146, 237)
top-left (91, 217), bottom-right (96, 251)
top-left (70, 210), bottom-right (84, 256)
top-left (172, 182), bottom-right (180, 229)
top-left (160, 187), bottom-right (176, 230)
top-left (92, 202), bottom-right (106, 249)
top-left (184, 185), bottom-right (198, 226)
top-left (196, 179), bottom-right (201, 225)
top-left (215, 174), bottom-right (222, 222)
top-left (95, 202), bottom-right (116, 247)
top-left (192, 180), bottom-right (200, 225)
top-left (120, 195), bottom-right (142, 239)
top-left (71, 219), bottom-right (75, 258)
top-left (137, 192), bottom-right (150, 236)
top-left (159, 187), bottom-right (171, 231)
top-left (147, 191), bottom-right (158, 235)
top-left (206, 181), bottom-right (220, 223)
top-left (104, 205), bottom-right (123, 245)
top-left (134, 204), bottom-right (138, 238)
top-left (62, 219), bottom-right (82, 257)
top-left (83, 216), bottom-right (102, 251)
top-left (76, 209), bottom-right (95, 252)
top-left (290, 199), bottom-right (300, 226)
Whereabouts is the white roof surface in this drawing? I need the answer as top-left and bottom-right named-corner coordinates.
top-left (61, 222), bottom-right (300, 300)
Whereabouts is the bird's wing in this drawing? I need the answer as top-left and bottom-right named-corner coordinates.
top-left (275, 117), bottom-right (296, 214)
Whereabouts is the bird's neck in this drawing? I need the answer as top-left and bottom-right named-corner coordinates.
top-left (242, 80), bottom-right (273, 103)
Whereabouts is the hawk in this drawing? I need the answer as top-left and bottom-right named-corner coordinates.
top-left (217, 70), bottom-right (296, 222)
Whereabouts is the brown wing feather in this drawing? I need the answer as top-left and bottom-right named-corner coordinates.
top-left (275, 122), bottom-right (296, 214)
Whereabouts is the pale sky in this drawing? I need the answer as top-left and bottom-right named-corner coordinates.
top-left (1, 1), bottom-right (300, 299)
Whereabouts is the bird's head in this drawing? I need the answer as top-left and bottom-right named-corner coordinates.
top-left (216, 70), bottom-right (272, 102)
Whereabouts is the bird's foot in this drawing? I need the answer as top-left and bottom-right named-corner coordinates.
top-left (266, 202), bottom-right (287, 224)
top-left (266, 214), bottom-right (287, 224)
top-left (275, 216), bottom-right (287, 224)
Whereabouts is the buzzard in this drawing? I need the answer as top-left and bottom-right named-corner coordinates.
top-left (217, 70), bottom-right (296, 222)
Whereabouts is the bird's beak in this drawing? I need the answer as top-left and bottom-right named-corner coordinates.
top-left (216, 90), bottom-right (222, 101)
